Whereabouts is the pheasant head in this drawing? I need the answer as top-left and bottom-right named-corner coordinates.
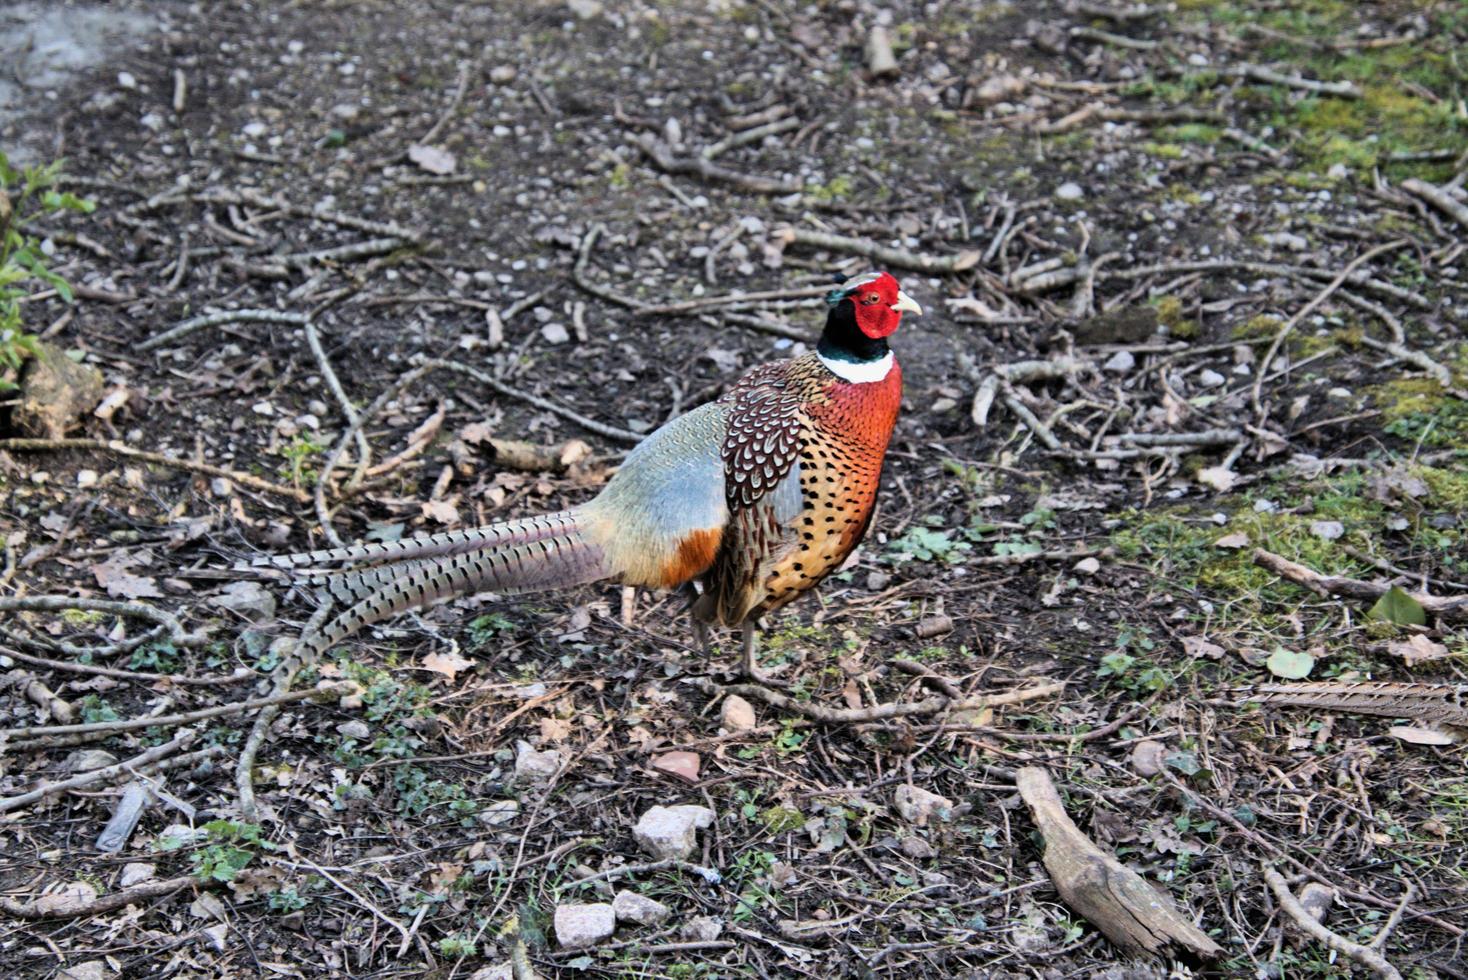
top-left (817, 271), bottom-right (920, 381)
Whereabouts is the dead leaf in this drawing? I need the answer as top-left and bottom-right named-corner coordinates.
top-left (91, 551), bottom-right (163, 599)
top-left (421, 650), bottom-right (474, 681)
top-left (1388, 634), bottom-right (1450, 666)
top-left (421, 498), bottom-right (461, 525)
top-left (1388, 725), bottom-right (1460, 746)
top-left (1197, 467), bottom-right (1238, 492)
top-left (408, 144), bottom-right (456, 174)
top-left (651, 751), bottom-right (701, 784)
top-left (559, 439), bottom-right (592, 466)
top-left (1181, 636), bottom-right (1225, 659)
top-left (539, 716), bottom-right (573, 741)
top-left (1213, 532), bottom-right (1249, 549)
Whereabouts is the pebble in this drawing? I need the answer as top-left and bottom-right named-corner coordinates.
top-left (488, 65), bottom-right (518, 84)
top-left (1054, 181), bottom-right (1084, 201)
top-left (210, 581), bottom-right (277, 622)
top-left (1073, 556), bottom-right (1101, 575)
top-left (119, 862), bottom-right (156, 887)
top-left (76, 469), bottom-right (99, 488)
top-left (632, 804), bottom-right (714, 860)
top-left (540, 323), bottom-right (570, 344)
top-left (336, 720), bottom-right (371, 740)
top-left (720, 695), bottom-right (757, 732)
top-left (554, 903), bottom-right (615, 948)
top-left (513, 741), bottom-right (562, 783)
top-left (679, 916), bottom-right (724, 942)
top-left (892, 785), bottom-right (953, 827)
top-left (117, 71), bottom-right (137, 90)
top-left (1310, 520), bottom-right (1344, 541)
top-left (612, 890), bottom-right (670, 926)
top-left (1130, 740), bottom-right (1167, 776)
top-left (1103, 350), bottom-right (1135, 373)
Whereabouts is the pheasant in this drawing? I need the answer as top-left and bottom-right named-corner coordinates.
top-left (255, 271), bottom-right (921, 683)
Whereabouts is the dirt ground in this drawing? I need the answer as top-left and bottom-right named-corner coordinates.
top-left (1, 0), bottom-right (1466, 977)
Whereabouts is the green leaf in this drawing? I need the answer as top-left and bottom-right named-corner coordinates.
top-left (1366, 586), bottom-right (1427, 626)
top-left (1265, 646), bottom-right (1314, 680)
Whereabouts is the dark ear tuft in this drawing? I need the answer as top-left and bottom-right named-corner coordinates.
top-left (828, 271), bottom-right (851, 285)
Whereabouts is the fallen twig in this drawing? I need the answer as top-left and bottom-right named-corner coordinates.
top-left (636, 134), bottom-right (802, 194)
top-left (0, 438), bottom-right (310, 502)
top-left (774, 226), bottom-right (980, 274)
top-left (702, 116), bottom-right (801, 160)
top-left (0, 732), bottom-right (197, 813)
top-left (1016, 766), bottom-right (1223, 959)
top-left (0, 645), bottom-right (253, 686)
top-left (0, 874), bottom-right (196, 920)
top-left (1230, 64), bottom-right (1361, 98)
top-left (1400, 178), bottom-right (1468, 233)
top-left (138, 308), bottom-right (309, 352)
top-left (1253, 548), bottom-right (1468, 620)
top-left (690, 679), bottom-right (1063, 724)
top-left (1263, 866), bottom-right (1402, 980)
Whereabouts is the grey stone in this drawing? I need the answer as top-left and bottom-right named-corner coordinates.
top-left (612, 890), bottom-right (670, 925)
top-left (892, 786), bottom-right (953, 827)
top-left (211, 581), bottom-right (276, 622)
top-left (554, 902), bottom-right (615, 948)
top-left (633, 804), bottom-right (714, 860)
top-left (514, 741), bottom-right (562, 783)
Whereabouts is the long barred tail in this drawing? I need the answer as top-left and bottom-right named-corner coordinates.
top-left (251, 510), bottom-right (610, 657)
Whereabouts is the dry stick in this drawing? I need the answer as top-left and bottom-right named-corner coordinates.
top-left (635, 134), bottom-right (802, 195)
top-left (1101, 259), bottom-right (1432, 310)
top-left (0, 438), bottom-right (309, 502)
top-left (690, 679), bottom-right (1064, 724)
top-left (0, 596), bottom-right (207, 650)
top-left (1016, 766), bottom-right (1223, 959)
top-left (0, 732), bottom-right (196, 814)
top-left (138, 308), bottom-right (309, 352)
top-left (702, 115), bottom-right (802, 160)
top-left (0, 645), bottom-right (253, 687)
top-left (775, 226), bottom-right (981, 274)
top-left (0, 874), bottom-right (196, 920)
top-left (565, 858), bottom-right (723, 889)
top-left (192, 189), bottom-right (422, 242)
top-left (1253, 547), bottom-right (1468, 620)
top-left (1262, 866), bottom-right (1403, 980)
top-left (1230, 63), bottom-right (1362, 98)
top-left (1250, 239), bottom-right (1407, 422)
top-left (419, 63), bottom-right (471, 146)
top-left (434, 360), bottom-right (644, 444)
top-left (1, 685), bottom-right (346, 743)
top-left (304, 317), bottom-right (372, 499)
top-left (1400, 178), bottom-right (1468, 233)
top-left (571, 223), bottom-right (651, 311)
top-left (642, 284), bottom-right (829, 316)
top-left (278, 236), bottom-right (406, 268)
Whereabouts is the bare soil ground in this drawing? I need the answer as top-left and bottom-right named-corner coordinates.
top-left (2, 0), bottom-right (1467, 977)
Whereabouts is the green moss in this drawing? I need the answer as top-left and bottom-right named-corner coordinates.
top-left (805, 173), bottom-right (855, 203)
top-left (1153, 295), bottom-right (1198, 339)
top-left (1141, 141), bottom-right (1186, 160)
top-left (1232, 314), bottom-right (1284, 341)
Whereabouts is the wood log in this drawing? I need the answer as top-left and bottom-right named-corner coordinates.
top-left (1015, 766), bottom-right (1223, 959)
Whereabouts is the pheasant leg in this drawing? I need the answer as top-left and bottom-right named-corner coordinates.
top-left (740, 622), bottom-right (789, 687)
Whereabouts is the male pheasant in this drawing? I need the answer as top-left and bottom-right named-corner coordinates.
top-left (256, 271), bottom-right (920, 682)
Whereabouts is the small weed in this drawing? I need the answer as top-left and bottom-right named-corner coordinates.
top-left (278, 434), bottom-right (326, 486)
top-left (79, 695), bottom-right (119, 724)
top-left (437, 935), bottom-right (478, 959)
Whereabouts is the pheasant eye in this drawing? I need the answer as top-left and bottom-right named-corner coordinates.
top-left (863, 292), bottom-right (881, 304)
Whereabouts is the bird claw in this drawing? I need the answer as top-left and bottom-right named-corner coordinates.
top-left (740, 661), bottom-right (792, 689)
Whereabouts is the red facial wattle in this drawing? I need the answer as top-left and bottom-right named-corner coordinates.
top-left (849, 273), bottom-right (922, 339)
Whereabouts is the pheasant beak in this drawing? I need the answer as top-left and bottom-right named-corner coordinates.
top-left (891, 291), bottom-right (923, 316)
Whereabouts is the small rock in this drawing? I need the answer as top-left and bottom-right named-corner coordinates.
top-left (468, 966), bottom-right (514, 980)
top-left (613, 890), bottom-right (670, 926)
top-left (899, 836), bottom-right (936, 859)
top-left (14, 341), bottom-right (105, 439)
top-left (566, 0), bottom-right (603, 17)
top-left (865, 25), bottom-right (898, 78)
top-left (1326, 163), bottom-right (1350, 181)
top-left (540, 322), bottom-right (570, 344)
top-left (915, 614), bottom-right (954, 639)
top-left (1130, 740), bottom-right (1167, 777)
top-left (1054, 181), bottom-right (1084, 201)
top-left (866, 570), bottom-right (892, 591)
top-left (1073, 556), bottom-right (1101, 575)
top-left (63, 749), bottom-right (118, 773)
top-left (210, 477), bottom-right (233, 496)
top-left (651, 751), bottom-right (701, 784)
top-left (514, 740), bottom-right (562, 783)
top-left (76, 469), bottom-right (99, 488)
top-left (973, 73), bottom-right (1026, 103)
top-left (1197, 369), bottom-right (1226, 388)
top-left (554, 902), bottom-right (615, 948)
top-left (211, 581), bottom-right (277, 622)
top-left (119, 862), bottom-right (156, 887)
top-left (892, 785), bottom-right (953, 827)
top-left (680, 915), bottom-right (724, 942)
top-left (633, 804), bottom-right (714, 860)
top-left (59, 961), bottom-right (111, 980)
top-left (202, 922), bottom-right (229, 951)
top-left (930, 396), bottom-right (957, 414)
top-left (336, 720), bottom-right (371, 740)
top-left (720, 694), bottom-right (757, 732)
top-left (1309, 520), bottom-right (1344, 541)
top-left (1262, 231), bottom-right (1308, 252)
top-left (1102, 350), bottom-right (1134, 373)
top-left (479, 800), bottom-right (521, 827)
top-left (488, 65), bottom-right (518, 84)
top-left (117, 71), bottom-right (137, 90)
